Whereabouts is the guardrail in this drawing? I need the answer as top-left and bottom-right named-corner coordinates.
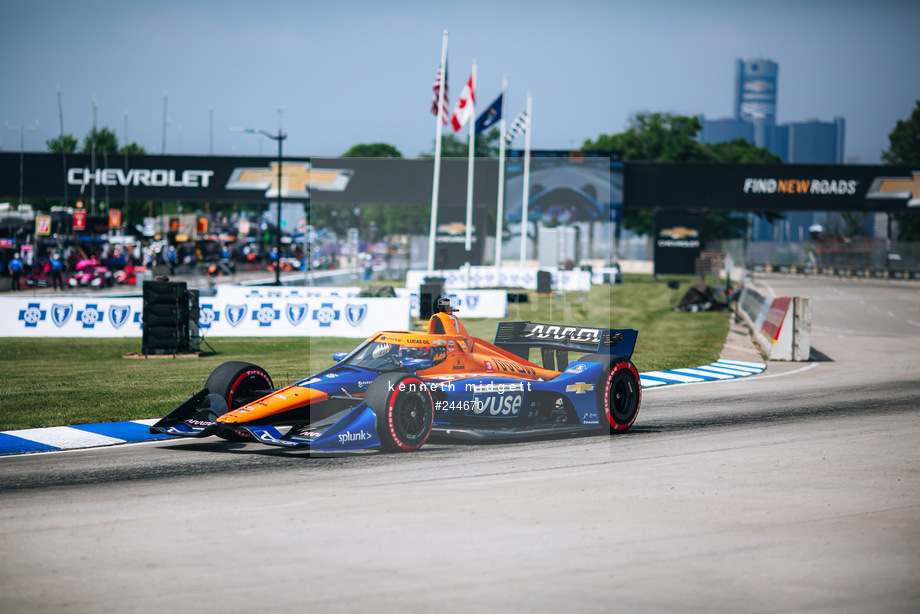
top-left (749, 263), bottom-right (920, 281)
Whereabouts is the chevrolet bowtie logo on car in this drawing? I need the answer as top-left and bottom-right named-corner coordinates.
top-left (226, 162), bottom-right (353, 198)
top-left (659, 226), bottom-right (699, 240)
top-left (867, 171), bottom-right (920, 207)
top-left (566, 382), bottom-right (595, 394)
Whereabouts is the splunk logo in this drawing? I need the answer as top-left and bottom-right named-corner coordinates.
top-left (338, 430), bottom-right (372, 445)
top-left (743, 177), bottom-right (858, 196)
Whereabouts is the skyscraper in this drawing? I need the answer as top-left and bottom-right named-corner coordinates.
top-left (735, 58), bottom-right (778, 123)
top-left (700, 58), bottom-right (845, 164)
top-left (700, 58), bottom-right (853, 244)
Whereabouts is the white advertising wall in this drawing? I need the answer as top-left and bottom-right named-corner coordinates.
top-left (405, 266), bottom-right (592, 291)
top-left (394, 288), bottom-right (508, 319)
top-left (198, 295), bottom-right (408, 337)
top-left (1, 297), bottom-right (145, 338)
top-left (214, 285), bottom-right (361, 300)
top-left (1, 295), bottom-right (410, 338)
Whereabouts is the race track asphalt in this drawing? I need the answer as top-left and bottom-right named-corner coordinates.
top-left (0, 274), bottom-right (917, 614)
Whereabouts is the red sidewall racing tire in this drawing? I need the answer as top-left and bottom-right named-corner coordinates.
top-left (204, 361), bottom-right (274, 442)
top-left (601, 361), bottom-right (642, 433)
top-left (365, 373), bottom-right (434, 452)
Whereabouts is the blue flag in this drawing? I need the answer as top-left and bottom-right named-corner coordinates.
top-left (474, 93), bottom-right (503, 134)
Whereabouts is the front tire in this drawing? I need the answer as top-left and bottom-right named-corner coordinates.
top-left (204, 361), bottom-right (274, 441)
top-left (364, 373), bottom-right (433, 452)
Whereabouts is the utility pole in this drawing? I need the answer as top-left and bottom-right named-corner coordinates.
top-left (231, 125), bottom-right (288, 285)
top-left (5, 119), bottom-right (39, 205)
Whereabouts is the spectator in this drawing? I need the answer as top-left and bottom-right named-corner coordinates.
top-left (8, 253), bottom-right (23, 291)
top-left (167, 245), bottom-right (177, 274)
top-left (50, 253), bottom-right (64, 290)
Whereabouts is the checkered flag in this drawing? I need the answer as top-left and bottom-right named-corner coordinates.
top-left (504, 110), bottom-right (529, 143)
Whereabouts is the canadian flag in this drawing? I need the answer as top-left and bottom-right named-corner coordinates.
top-left (450, 73), bottom-right (475, 132)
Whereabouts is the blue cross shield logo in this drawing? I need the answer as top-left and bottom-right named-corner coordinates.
top-left (51, 304), bottom-right (73, 327)
top-left (225, 304), bottom-right (248, 327)
top-left (466, 294), bottom-right (479, 310)
top-left (312, 303), bottom-right (340, 328)
top-left (109, 305), bottom-right (131, 329)
top-left (286, 303), bottom-right (308, 326)
top-left (345, 304), bottom-right (367, 327)
top-left (252, 303), bottom-right (280, 327)
top-left (76, 304), bottom-right (103, 329)
top-left (199, 305), bottom-right (218, 329)
top-left (18, 303), bottom-right (46, 328)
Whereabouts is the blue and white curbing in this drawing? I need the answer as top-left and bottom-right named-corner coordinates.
top-left (0, 361), bottom-right (765, 456)
top-left (0, 419), bottom-right (169, 456)
top-left (639, 359), bottom-right (765, 388)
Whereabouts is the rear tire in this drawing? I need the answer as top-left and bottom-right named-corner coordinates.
top-left (204, 361), bottom-right (274, 441)
top-left (364, 373), bottom-right (433, 452)
top-left (599, 361), bottom-right (641, 433)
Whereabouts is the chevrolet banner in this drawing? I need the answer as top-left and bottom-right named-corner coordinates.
top-left (0, 153), bottom-right (356, 204)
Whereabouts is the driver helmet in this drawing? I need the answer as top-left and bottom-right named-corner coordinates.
top-left (372, 343), bottom-right (393, 359)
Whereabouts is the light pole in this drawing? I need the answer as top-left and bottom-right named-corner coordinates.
top-left (5, 119), bottom-right (39, 206)
top-left (231, 125), bottom-right (287, 285)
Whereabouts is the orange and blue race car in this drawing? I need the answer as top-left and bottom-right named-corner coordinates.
top-left (151, 298), bottom-right (641, 452)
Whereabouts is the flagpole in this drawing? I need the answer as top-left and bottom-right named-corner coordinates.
top-left (427, 29), bottom-right (448, 272)
top-left (519, 92), bottom-right (532, 267)
top-left (464, 59), bottom-right (477, 253)
top-left (494, 75), bottom-right (507, 269)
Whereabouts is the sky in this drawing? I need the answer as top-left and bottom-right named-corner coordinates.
top-left (1, 0), bottom-right (918, 164)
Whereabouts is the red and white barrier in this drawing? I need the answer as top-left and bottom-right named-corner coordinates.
top-left (739, 287), bottom-right (811, 361)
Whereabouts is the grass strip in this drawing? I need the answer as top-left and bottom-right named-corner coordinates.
top-left (0, 275), bottom-right (728, 430)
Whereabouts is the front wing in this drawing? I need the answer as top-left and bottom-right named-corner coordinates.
top-left (151, 391), bottom-right (383, 452)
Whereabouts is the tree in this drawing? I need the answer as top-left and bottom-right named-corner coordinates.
top-left (583, 112), bottom-right (782, 239)
top-left (119, 142), bottom-right (147, 155)
top-left (424, 128), bottom-right (501, 158)
top-left (882, 100), bottom-right (920, 241)
top-left (80, 127), bottom-right (118, 154)
top-left (584, 112), bottom-right (710, 162)
top-left (46, 134), bottom-right (78, 153)
top-left (342, 143), bottom-right (402, 158)
top-left (706, 138), bottom-right (782, 164)
top-left (882, 101), bottom-right (920, 166)
top-left (48, 128), bottom-right (144, 155)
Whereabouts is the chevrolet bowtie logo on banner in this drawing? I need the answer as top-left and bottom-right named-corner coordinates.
top-left (659, 226), bottom-right (699, 240)
top-left (225, 161), bottom-right (354, 198)
top-left (867, 171), bottom-right (920, 207)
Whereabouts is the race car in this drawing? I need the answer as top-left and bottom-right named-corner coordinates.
top-left (151, 298), bottom-right (641, 452)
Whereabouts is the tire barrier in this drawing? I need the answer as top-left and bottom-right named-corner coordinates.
top-left (142, 281), bottom-right (196, 355)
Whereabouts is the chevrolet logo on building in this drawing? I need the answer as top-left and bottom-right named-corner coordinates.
top-left (867, 171), bottom-right (920, 207)
top-left (226, 162), bottom-right (353, 198)
top-left (659, 226), bottom-right (699, 240)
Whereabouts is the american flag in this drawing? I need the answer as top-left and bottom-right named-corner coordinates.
top-left (504, 110), bottom-right (529, 143)
top-left (431, 65), bottom-right (449, 125)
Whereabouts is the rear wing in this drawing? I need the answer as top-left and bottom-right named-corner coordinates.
top-left (494, 321), bottom-right (638, 371)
